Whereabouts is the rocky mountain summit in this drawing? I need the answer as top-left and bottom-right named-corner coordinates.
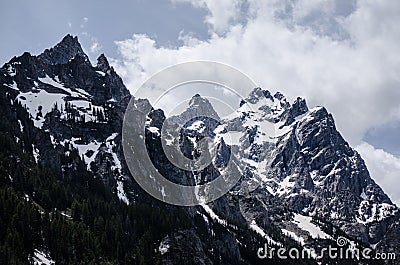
top-left (144, 86), bottom-right (399, 261)
top-left (0, 35), bottom-right (399, 264)
top-left (38, 34), bottom-right (90, 65)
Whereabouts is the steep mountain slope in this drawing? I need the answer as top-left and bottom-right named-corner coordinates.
top-left (142, 88), bottom-right (399, 263)
top-left (0, 34), bottom-right (179, 264)
top-left (0, 34), bottom-right (399, 264)
top-left (0, 35), bottom-right (273, 265)
top-left (2, 34), bottom-right (132, 199)
top-left (224, 87), bottom-right (398, 243)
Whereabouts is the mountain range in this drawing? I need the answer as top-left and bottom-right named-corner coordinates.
top-left (0, 34), bottom-right (399, 265)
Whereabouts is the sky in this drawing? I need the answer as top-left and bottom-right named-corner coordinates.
top-left (1, 0), bottom-right (399, 204)
top-left (0, 0), bottom-right (208, 63)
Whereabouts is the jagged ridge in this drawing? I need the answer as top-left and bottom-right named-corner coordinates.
top-left (1, 34), bottom-right (399, 264)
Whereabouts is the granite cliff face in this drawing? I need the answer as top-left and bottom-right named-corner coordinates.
top-left (1, 35), bottom-right (399, 264)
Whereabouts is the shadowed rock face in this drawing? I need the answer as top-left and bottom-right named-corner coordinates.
top-left (1, 35), bottom-right (132, 192)
top-left (38, 34), bottom-right (89, 65)
top-left (148, 85), bottom-right (399, 256)
top-left (1, 34), bottom-right (399, 264)
top-left (226, 88), bottom-right (398, 244)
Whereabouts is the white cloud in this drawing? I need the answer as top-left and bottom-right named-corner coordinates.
top-left (80, 17), bottom-right (89, 28)
top-left (80, 31), bottom-right (102, 55)
top-left (111, 0), bottom-right (400, 147)
top-left (171, 0), bottom-right (244, 33)
top-left (89, 39), bottom-right (101, 53)
top-left (356, 142), bottom-right (400, 206)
